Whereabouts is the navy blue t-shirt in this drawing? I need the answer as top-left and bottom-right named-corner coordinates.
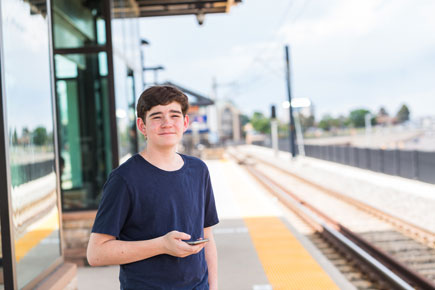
top-left (91, 153), bottom-right (219, 290)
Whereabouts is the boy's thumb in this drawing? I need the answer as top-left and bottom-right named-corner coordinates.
top-left (173, 231), bottom-right (191, 240)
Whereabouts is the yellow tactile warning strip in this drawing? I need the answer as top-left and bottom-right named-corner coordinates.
top-left (244, 216), bottom-right (339, 290)
top-left (15, 209), bottom-right (59, 262)
top-left (214, 159), bottom-right (339, 289)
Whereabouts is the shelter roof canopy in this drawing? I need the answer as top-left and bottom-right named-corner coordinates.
top-left (164, 81), bottom-right (214, 107)
top-left (113, 0), bottom-right (241, 18)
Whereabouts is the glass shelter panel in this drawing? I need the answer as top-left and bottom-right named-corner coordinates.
top-left (111, 16), bottom-right (143, 159)
top-left (0, 0), bottom-right (61, 288)
top-left (54, 53), bottom-right (112, 210)
top-left (52, 0), bottom-right (106, 49)
top-left (113, 55), bottom-right (137, 162)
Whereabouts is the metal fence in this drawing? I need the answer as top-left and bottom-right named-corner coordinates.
top-left (10, 159), bottom-right (54, 186)
top-left (304, 145), bottom-right (435, 184)
top-left (258, 138), bottom-right (435, 184)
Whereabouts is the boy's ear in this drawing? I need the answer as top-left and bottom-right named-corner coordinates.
top-left (183, 114), bottom-right (189, 132)
top-left (137, 117), bottom-right (146, 136)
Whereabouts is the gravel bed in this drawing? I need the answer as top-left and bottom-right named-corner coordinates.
top-left (237, 145), bottom-right (435, 233)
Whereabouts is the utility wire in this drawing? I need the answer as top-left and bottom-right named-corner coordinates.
top-left (216, 0), bottom-right (313, 107)
top-left (223, 0), bottom-right (312, 98)
top-left (233, 0), bottom-right (296, 82)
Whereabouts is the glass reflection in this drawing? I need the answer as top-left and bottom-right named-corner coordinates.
top-left (52, 0), bottom-right (106, 49)
top-left (113, 56), bottom-right (138, 162)
top-left (54, 53), bottom-right (112, 210)
top-left (1, 0), bottom-right (61, 288)
top-left (111, 17), bottom-right (142, 160)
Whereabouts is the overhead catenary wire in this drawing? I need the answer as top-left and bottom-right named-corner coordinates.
top-left (221, 0), bottom-right (312, 99)
top-left (231, 1), bottom-right (296, 83)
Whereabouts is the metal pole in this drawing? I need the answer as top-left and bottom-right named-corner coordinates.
top-left (139, 39), bottom-right (149, 89)
top-left (212, 77), bottom-right (221, 144)
top-left (285, 45), bottom-right (296, 157)
top-left (271, 120), bottom-right (279, 156)
top-left (295, 112), bottom-right (305, 156)
top-left (140, 48), bottom-right (145, 89)
top-left (270, 105), bottom-right (278, 156)
top-left (104, 0), bottom-right (120, 170)
top-left (0, 0), bottom-right (18, 286)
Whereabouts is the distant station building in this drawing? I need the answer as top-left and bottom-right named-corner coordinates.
top-left (218, 101), bottom-right (243, 144)
top-left (163, 81), bottom-right (214, 154)
top-left (0, 0), bottom-right (241, 288)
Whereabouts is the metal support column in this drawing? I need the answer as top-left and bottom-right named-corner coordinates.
top-left (0, 1), bottom-right (18, 286)
top-left (285, 45), bottom-right (296, 157)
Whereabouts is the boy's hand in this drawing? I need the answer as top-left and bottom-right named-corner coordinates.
top-left (162, 231), bottom-right (206, 258)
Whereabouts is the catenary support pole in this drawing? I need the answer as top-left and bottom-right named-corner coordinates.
top-left (271, 105), bottom-right (279, 157)
top-left (285, 45), bottom-right (296, 157)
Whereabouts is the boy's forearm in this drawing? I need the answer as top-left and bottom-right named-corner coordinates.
top-left (87, 235), bottom-right (165, 266)
top-left (87, 231), bottom-right (203, 266)
top-left (204, 229), bottom-right (218, 290)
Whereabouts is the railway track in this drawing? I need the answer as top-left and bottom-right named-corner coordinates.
top-left (227, 148), bottom-right (435, 290)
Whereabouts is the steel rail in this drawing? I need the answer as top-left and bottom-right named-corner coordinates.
top-left (245, 151), bottom-right (435, 249)
top-left (228, 150), bottom-right (435, 290)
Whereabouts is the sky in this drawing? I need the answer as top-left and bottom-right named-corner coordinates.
top-left (140, 0), bottom-right (435, 121)
top-left (3, 0), bottom-right (54, 132)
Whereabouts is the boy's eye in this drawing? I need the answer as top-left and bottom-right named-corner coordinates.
top-left (172, 115), bottom-right (180, 118)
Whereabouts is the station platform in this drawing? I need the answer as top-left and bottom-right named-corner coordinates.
top-left (77, 151), bottom-right (354, 289)
top-left (206, 158), bottom-right (352, 289)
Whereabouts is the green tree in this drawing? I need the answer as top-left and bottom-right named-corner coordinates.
top-left (12, 128), bottom-right (18, 145)
top-left (250, 112), bottom-right (271, 134)
top-left (21, 127), bottom-right (31, 145)
top-left (317, 115), bottom-right (334, 131)
top-left (33, 126), bottom-right (48, 146)
top-left (396, 104), bottom-right (410, 123)
top-left (349, 109), bottom-right (371, 128)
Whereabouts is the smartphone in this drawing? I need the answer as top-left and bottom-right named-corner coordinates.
top-left (185, 239), bottom-right (209, 245)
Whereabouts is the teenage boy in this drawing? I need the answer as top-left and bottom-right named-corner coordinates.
top-left (87, 85), bottom-right (219, 290)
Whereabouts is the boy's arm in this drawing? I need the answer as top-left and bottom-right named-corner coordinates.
top-left (204, 227), bottom-right (218, 290)
top-left (87, 230), bottom-right (206, 266)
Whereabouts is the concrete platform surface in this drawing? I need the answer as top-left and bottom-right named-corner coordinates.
top-left (77, 157), bottom-right (351, 289)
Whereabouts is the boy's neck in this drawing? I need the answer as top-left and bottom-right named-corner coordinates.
top-left (140, 145), bottom-right (183, 171)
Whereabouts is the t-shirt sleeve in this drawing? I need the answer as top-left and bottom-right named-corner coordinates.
top-left (91, 173), bottom-right (131, 237)
top-left (204, 169), bottom-right (219, 228)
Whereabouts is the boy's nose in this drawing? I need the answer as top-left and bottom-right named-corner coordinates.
top-left (161, 115), bottom-right (173, 126)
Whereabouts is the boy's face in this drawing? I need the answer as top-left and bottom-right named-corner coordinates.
top-left (137, 101), bottom-right (189, 149)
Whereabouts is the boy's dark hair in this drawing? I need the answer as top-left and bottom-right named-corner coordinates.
top-left (136, 85), bottom-right (189, 121)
